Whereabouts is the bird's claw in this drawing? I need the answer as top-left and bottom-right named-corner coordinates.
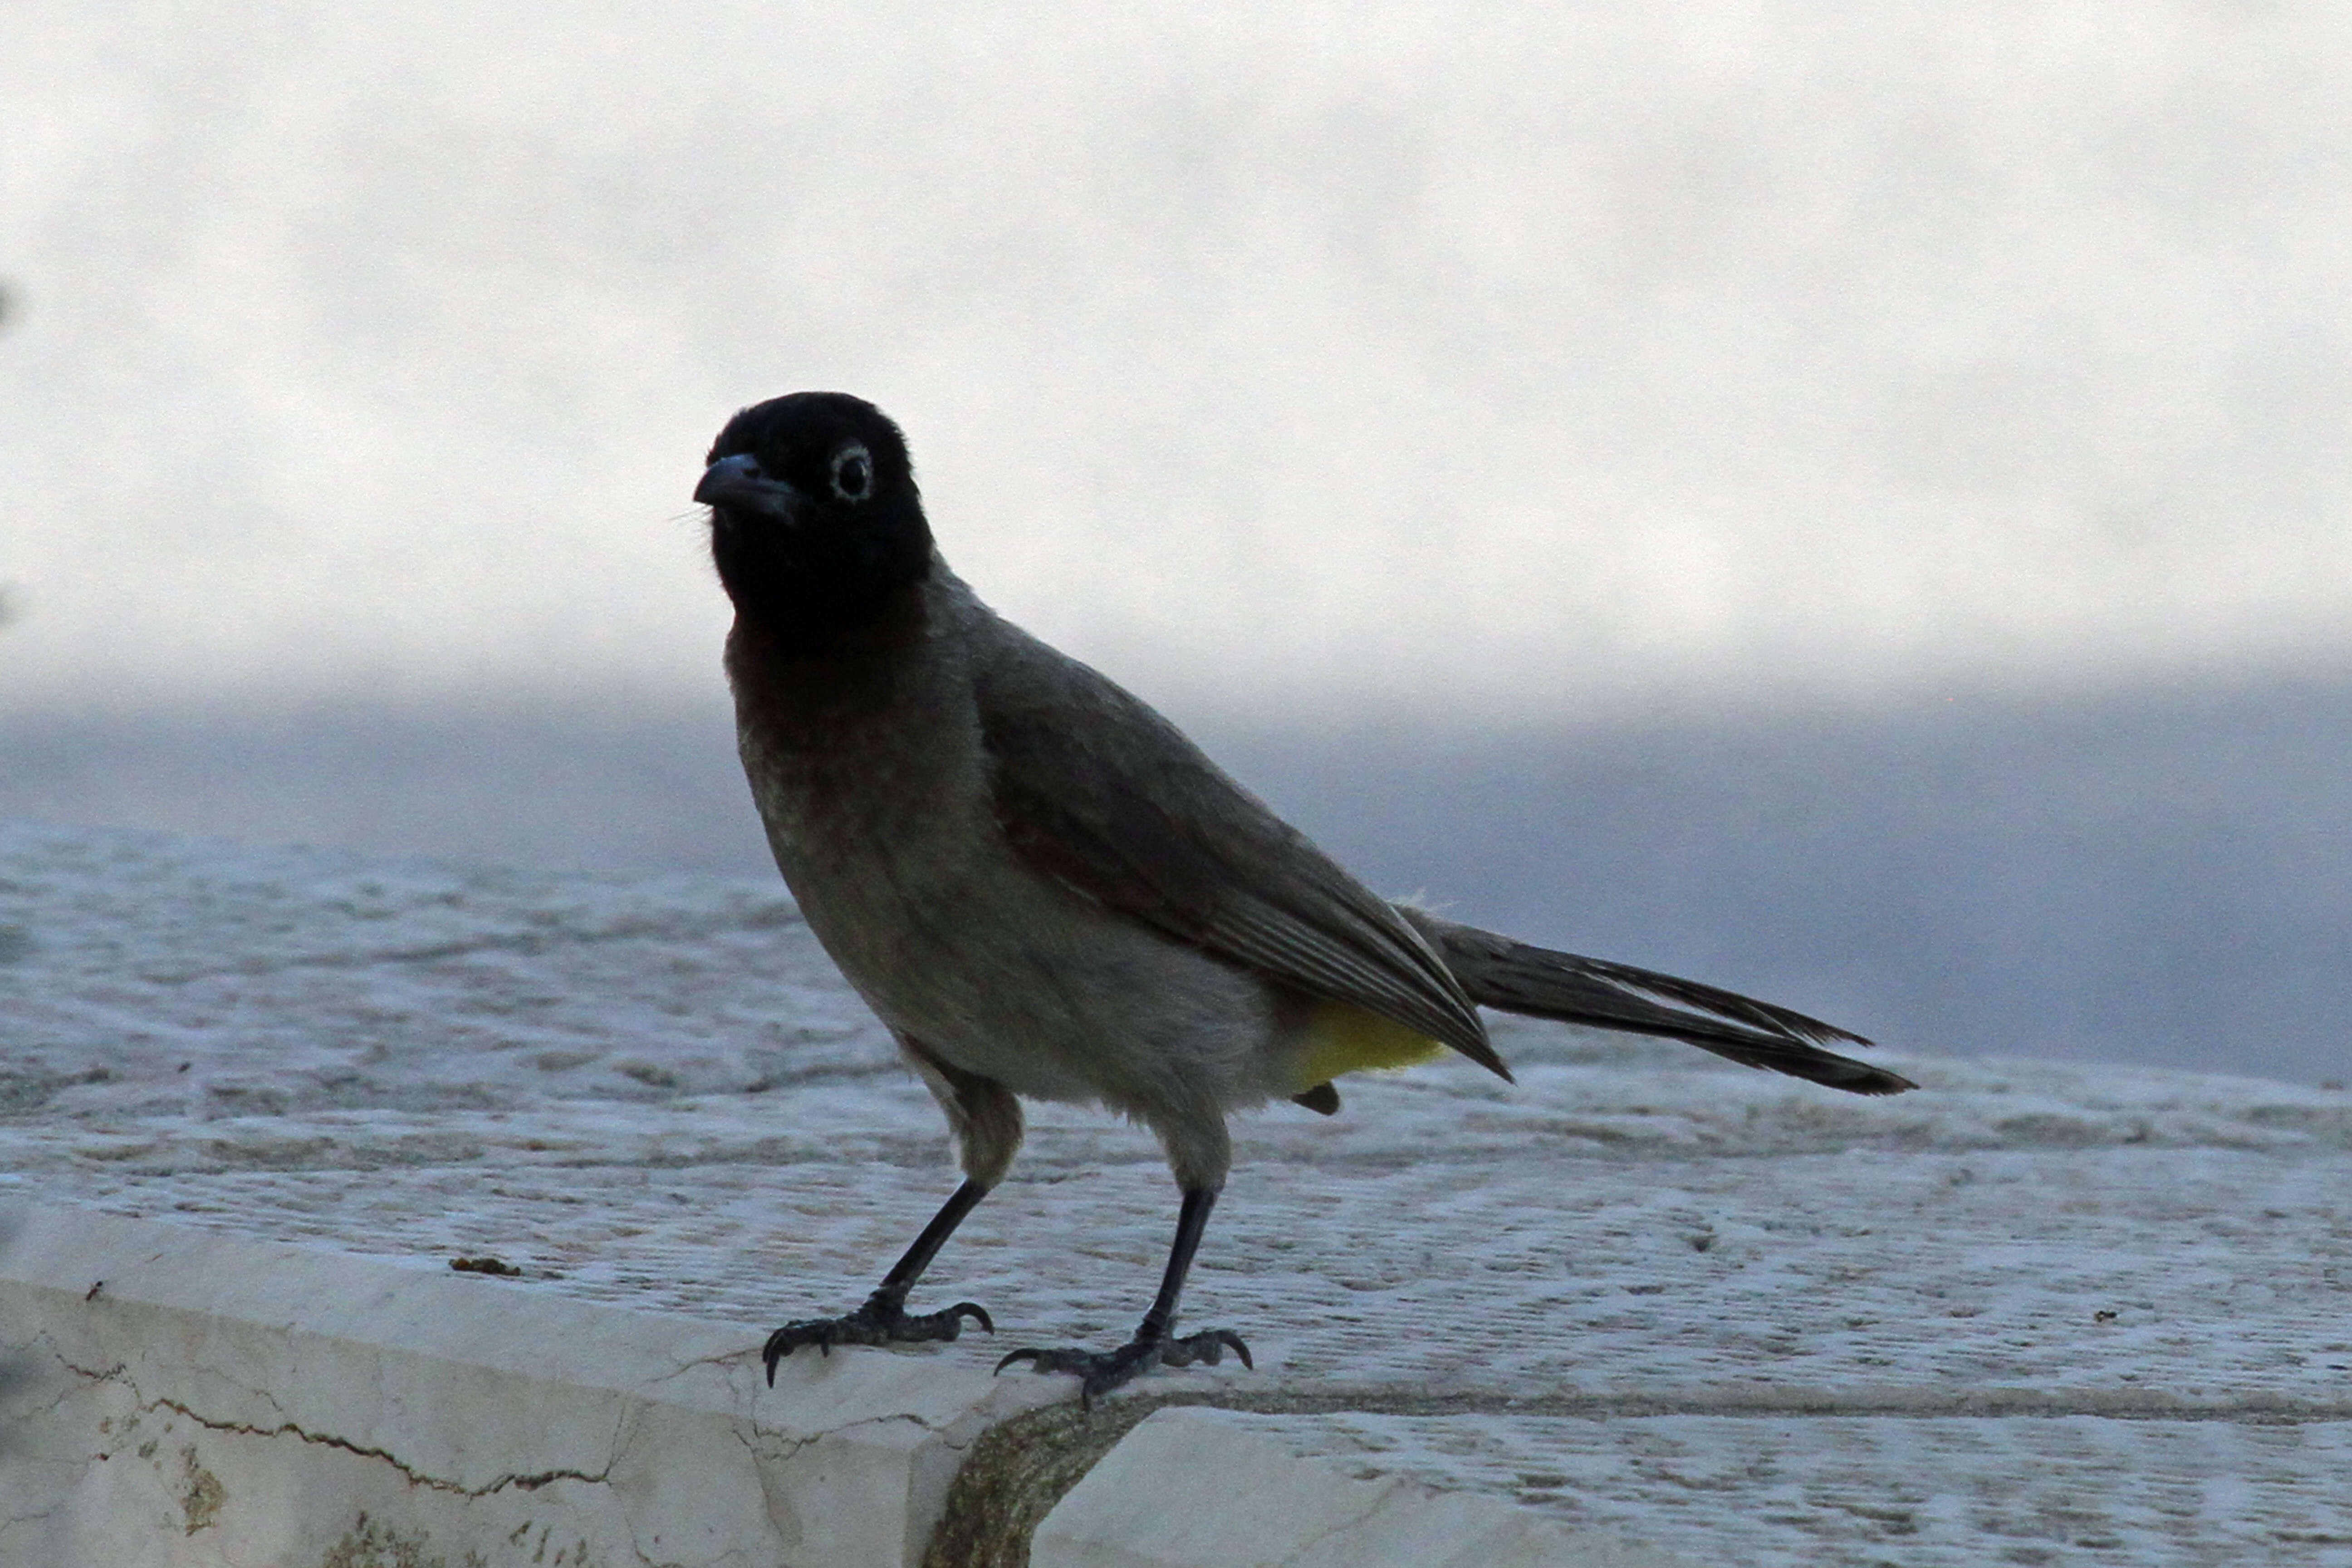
top-left (763, 1297), bottom-right (994, 1384)
top-left (995, 1327), bottom-right (1251, 1406)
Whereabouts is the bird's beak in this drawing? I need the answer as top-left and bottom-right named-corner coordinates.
top-left (695, 453), bottom-right (802, 521)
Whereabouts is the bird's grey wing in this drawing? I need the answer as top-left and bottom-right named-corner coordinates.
top-left (973, 627), bottom-right (1506, 1080)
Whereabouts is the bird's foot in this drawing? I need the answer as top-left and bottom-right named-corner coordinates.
top-left (995, 1326), bottom-right (1252, 1406)
top-left (762, 1292), bottom-right (993, 1384)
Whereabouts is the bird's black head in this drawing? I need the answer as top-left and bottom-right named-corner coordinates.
top-left (696, 391), bottom-right (934, 650)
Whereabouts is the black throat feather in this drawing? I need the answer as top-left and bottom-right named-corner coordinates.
top-left (710, 507), bottom-right (934, 657)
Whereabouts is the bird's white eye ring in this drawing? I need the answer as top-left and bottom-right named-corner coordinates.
top-left (830, 443), bottom-right (874, 502)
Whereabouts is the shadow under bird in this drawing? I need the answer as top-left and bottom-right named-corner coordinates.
top-left (695, 391), bottom-right (1916, 1403)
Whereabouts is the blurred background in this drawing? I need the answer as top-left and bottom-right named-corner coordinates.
top-left (2, 0), bottom-right (2347, 1081)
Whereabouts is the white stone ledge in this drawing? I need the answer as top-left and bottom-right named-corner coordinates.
top-left (1, 1207), bottom-right (1683, 1568)
top-left (0, 1205), bottom-right (1059, 1568)
top-left (1033, 1407), bottom-right (1688, 1568)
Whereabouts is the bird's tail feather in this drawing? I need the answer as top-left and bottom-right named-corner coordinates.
top-left (1398, 909), bottom-right (1916, 1097)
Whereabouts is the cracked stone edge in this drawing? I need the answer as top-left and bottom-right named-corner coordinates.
top-left (48, 1340), bottom-right (623, 1498)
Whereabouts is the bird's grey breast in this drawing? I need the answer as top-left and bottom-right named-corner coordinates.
top-left (723, 592), bottom-right (1128, 1090)
top-left (727, 613), bottom-right (996, 1014)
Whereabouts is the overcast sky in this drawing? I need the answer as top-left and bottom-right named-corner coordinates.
top-left (4, 0), bottom-right (2349, 727)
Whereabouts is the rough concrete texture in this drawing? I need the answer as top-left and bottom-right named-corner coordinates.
top-left (918, 1394), bottom-right (1166, 1568)
top-left (1032, 1407), bottom-right (1683, 1568)
top-left (0, 1206), bottom-right (1066, 1568)
top-left (0, 1209), bottom-right (1688, 1568)
top-left (10, 821), bottom-right (2352, 1563)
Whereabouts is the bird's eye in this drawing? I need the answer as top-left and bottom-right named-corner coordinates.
top-left (830, 444), bottom-right (874, 502)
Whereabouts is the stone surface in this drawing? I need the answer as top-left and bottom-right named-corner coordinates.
top-left (1033, 1407), bottom-right (1682, 1568)
top-left (8, 820), bottom-right (2352, 1564)
top-left (0, 1206), bottom-right (1061, 1568)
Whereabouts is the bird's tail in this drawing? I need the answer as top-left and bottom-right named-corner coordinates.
top-left (1398, 909), bottom-right (1916, 1097)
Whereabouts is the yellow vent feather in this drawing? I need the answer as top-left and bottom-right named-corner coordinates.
top-left (1294, 999), bottom-right (1447, 1090)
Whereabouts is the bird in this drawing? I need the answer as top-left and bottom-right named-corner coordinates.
top-left (694, 390), bottom-right (1915, 1403)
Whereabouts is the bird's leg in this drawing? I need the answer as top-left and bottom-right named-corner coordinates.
top-left (762, 1178), bottom-right (995, 1383)
top-left (996, 1186), bottom-right (1251, 1405)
